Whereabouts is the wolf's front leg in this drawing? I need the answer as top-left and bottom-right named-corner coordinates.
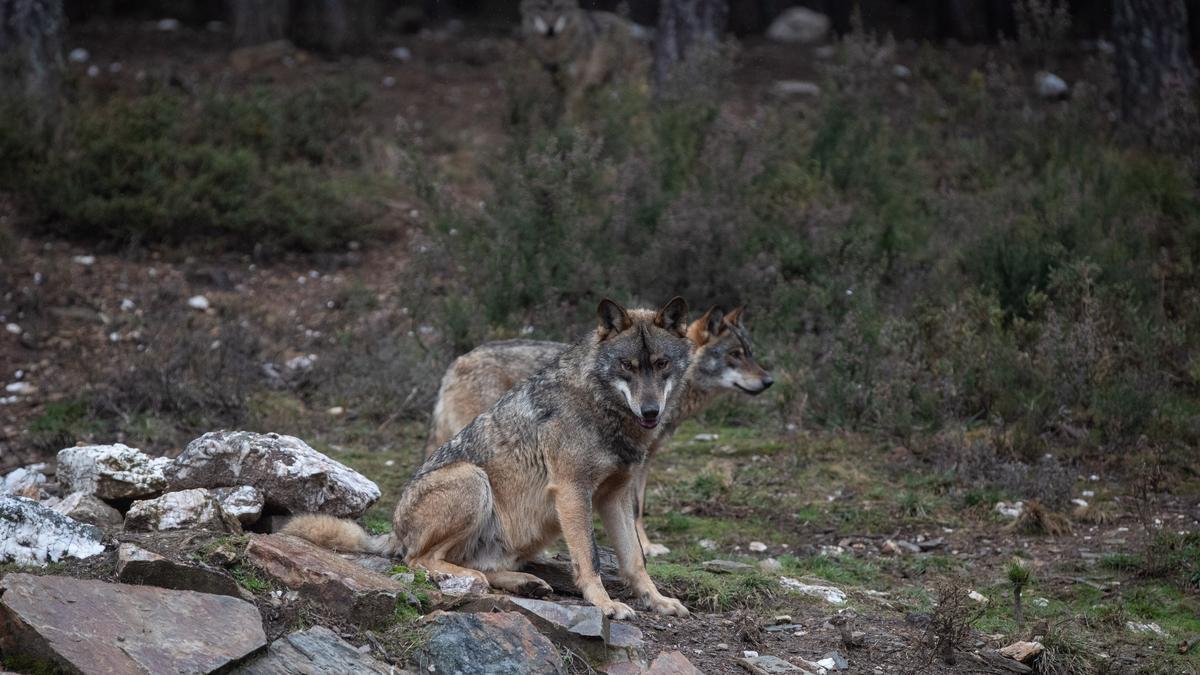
top-left (597, 478), bottom-right (689, 617)
top-left (552, 482), bottom-right (636, 620)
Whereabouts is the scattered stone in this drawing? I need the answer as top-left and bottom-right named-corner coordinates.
top-left (245, 533), bottom-right (420, 626)
top-left (821, 650), bottom-right (849, 670)
top-left (1127, 621), bottom-right (1168, 636)
top-left (4, 322), bottom-right (20, 334)
top-left (235, 625), bottom-right (395, 674)
top-left (917, 537), bottom-right (944, 551)
top-left (699, 538), bottom-right (716, 550)
top-left (764, 624), bottom-right (805, 633)
top-left (779, 577), bottom-right (847, 605)
top-left (1071, 498), bottom-right (1088, 508)
top-left (749, 541), bottom-right (768, 552)
top-left (0, 496), bottom-right (105, 565)
top-left (187, 294), bottom-right (211, 311)
top-left (49, 491), bottom-right (123, 528)
top-left (327, 406), bottom-right (345, 416)
top-left (439, 574), bottom-right (491, 596)
top-left (117, 543), bottom-right (247, 599)
top-left (0, 573), bottom-right (265, 674)
top-left (1035, 71), bottom-right (1069, 99)
top-left (68, 47), bottom-right (90, 63)
top-left (759, 557), bottom-right (783, 573)
top-left (463, 596), bottom-right (613, 661)
top-left (693, 433), bottom-right (719, 442)
top-left (642, 650), bottom-right (704, 674)
top-left (881, 539), bottom-right (921, 555)
top-left (211, 485), bottom-right (264, 526)
top-left (57, 443), bottom-right (170, 500)
top-left (1030, 597), bottom-right (1049, 608)
top-left (415, 611), bottom-right (564, 674)
top-left (995, 501), bottom-right (1024, 519)
top-left (4, 382), bottom-right (34, 395)
top-left (892, 64), bottom-right (912, 79)
top-left (737, 653), bottom-right (815, 674)
top-left (71, 254), bottom-right (96, 266)
top-left (390, 46), bottom-right (412, 62)
top-left (999, 641), bottom-right (1044, 664)
top-left (771, 80), bottom-right (821, 98)
top-left (125, 488), bottom-right (241, 532)
top-left (156, 17), bottom-right (180, 31)
top-left (703, 559), bottom-right (757, 574)
top-left (1, 463), bottom-right (47, 497)
top-left (766, 7), bottom-right (830, 44)
top-left (168, 431), bottom-right (380, 518)
top-left (968, 590), bottom-right (989, 603)
top-left (717, 643), bottom-right (730, 651)
top-left (772, 614), bottom-right (793, 625)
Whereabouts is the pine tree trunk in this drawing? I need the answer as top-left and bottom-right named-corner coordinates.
top-left (229, 0), bottom-right (290, 47)
top-left (1112, 0), bottom-right (1198, 134)
top-left (0, 0), bottom-right (64, 127)
top-left (654, 0), bottom-right (728, 85)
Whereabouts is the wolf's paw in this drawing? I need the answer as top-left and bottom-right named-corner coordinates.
top-left (598, 600), bottom-right (637, 621)
top-left (646, 594), bottom-right (689, 617)
top-left (518, 577), bottom-right (554, 598)
top-left (644, 542), bottom-right (671, 557)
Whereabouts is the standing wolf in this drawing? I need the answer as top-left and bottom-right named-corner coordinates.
top-left (287, 298), bottom-right (692, 619)
top-left (518, 0), bottom-right (651, 117)
top-left (424, 305), bottom-right (773, 556)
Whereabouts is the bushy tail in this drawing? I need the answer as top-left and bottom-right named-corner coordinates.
top-left (281, 514), bottom-right (400, 556)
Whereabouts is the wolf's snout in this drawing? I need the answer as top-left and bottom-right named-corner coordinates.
top-left (761, 375), bottom-right (774, 389)
top-left (640, 403), bottom-right (660, 420)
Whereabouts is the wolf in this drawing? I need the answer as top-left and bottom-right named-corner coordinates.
top-left (286, 298), bottom-right (692, 619)
top-left (518, 0), bottom-right (651, 116)
top-left (423, 305), bottom-right (773, 557)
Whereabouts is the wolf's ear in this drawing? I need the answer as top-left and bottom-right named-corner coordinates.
top-left (723, 305), bottom-right (746, 329)
top-left (597, 298), bottom-right (632, 340)
top-left (655, 296), bottom-right (690, 337)
top-left (687, 305), bottom-right (724, 345)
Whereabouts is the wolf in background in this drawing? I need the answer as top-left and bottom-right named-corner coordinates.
top-left (287, 298), bottom-right (692, 619)
top-left (424, 305), bottom-right (773, 556)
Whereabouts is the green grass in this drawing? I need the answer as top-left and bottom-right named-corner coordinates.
top-left (231, 564), bottom-right (270, 593)
top-left (780, 554), bottom-right (880, 586)
top-left (647, 562), bottom-right (778, 612)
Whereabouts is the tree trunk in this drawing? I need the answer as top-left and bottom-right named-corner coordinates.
top-left (289, 0), bottom-right (381, 54)
top-left (653, 0), bottom-right (728, 85)
top-left (229, 0), bottom-right (289, 47)
top-left (0, 0), bottom-right (64, 127)
top-left (1112, 0), bottom-right (1198, 136)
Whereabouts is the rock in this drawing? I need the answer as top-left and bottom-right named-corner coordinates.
top-left (759, 557), bottom-right (783, 573)
top-left (917, 537), bottom-right (944, 551)
top-left (0, 496), bottom-right (105, 565)
top-left (699, 539), bottom-right (716, 550)
top-left (1070, 498), bottom-right (1088, 508)
top-left (461, 595), bottom-right (610, 661)
top-left (608, 621), bottom-right (645, 663)
top-left (439, 574), bottom-right (491, 596)
top-left (1035, 71), bottom-right (1069, 99)
top-left (156, 17), bottom-right (180, 31)
top-left (415, 611), bottom-right (564, 674)
top-left (1127, 621), bottom-right (1168, 636)
top-left (245, 533), bottom-right (421, 626)
top-left (968, 590), bottom-right (989, 604)
top-left (995, 501), bottom-right (1024, 519)
top-left (642, 651), bottom-right (705, 674)
top-left (771, 80), bottom-right (821, 97)
top-left (212, 485), bottom-right (264, 525)
top-left (1, 463), bottom-right (48, 497)
top-left (71, 254), bottom-right (96, 266)
top-left (703, 559), bottom-right (757, 574)
top-left (820, 650), bottom-right (849, 670)
top-left (390, 46), bottom-right (412, 62)
top-left (0, 573), bottom-right (265, 674)
top-left (187, 294), bottom-right (211, 310)
top-left (749, 541), bottom-right (768, 552)
top-left (229, 40), bottom-right (294, 72)
top-left (882, 539), bottom-right (921, 555)
top-left (49, 491), bottom-right (124, 528)
top-left (779, 577), bottom-right (847, 605)
top-left (168, 431), bottom-right (380, 518)
top-left (893, 64), bottom-right (912, 79)
top-left (693, 433), bottom-right (719, 442)
top-left (57, 443), bottom-right (170, 500)
top-left (521, 548), bottom-right (622, 596)
top-left (766, 7), bottom-right (830, 44)
top-left (737, 654), bottom-right (816, 674)
top-left (344, 553), bottom-right (397, 575)
top-left (999, 641), bottom-right (1044, 664)
top-left (235, 625), bottom-right (396, 674)
top-left (1030, 596), bottom-right (1049, 608)
top-left (117, 543), bottom-right (247, 600)
top-left (125, 488), bottom-right (241, 532)
top-left (68, 47), bottom-right (90, 63)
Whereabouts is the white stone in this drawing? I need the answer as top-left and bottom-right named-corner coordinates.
top-left (699, 538), bottom-right (716, 550)
top-left (1, 464), bottom-right (47, 496)
top-left (49, 492), bottom-right (124, 529)
top-left (68, 47), bottom-right (90, 63)
top-left (5, 382), bottom-right (35, 395)
top-left (0, 496), bottom-right (105, 565)
top-left (211, 485), bottom-right (264, 526)
top-left (72, 254), bottom-right (96, 266)
top-left (120, 298), bottom-right (136, 312)
top-left (1071, 498), bottom-right (1089, 508)
top-left (1030, 597), bottom-right (1049, 608)
top-left (125, 488), bottom-right (236, 532)
top-left (57, 444), bottom-right (170, 500)
top-left (187, 295), bottom-right (211, 311)
top-left (4, 323), bottom-right (20, 334)
top-left (779, 577), bottom-right (846, 605)
top-left (766, 7), bottom-right (830, 44)
top-left (438, 574), bottom-right (489, 596)
top-left (1126, 621), bottom-right (1167, 636)
top-left (390, 46), bottom-right (412, 62)
top-left (892, 64), bottom-right (912, 79)
top-left (693, 433), bottom-right (719, 442)
top-left (995, 501), bottom-right (1024, 519)
top-left (968, 590), bottom-right (988, 604)
top-left (1035, 71), bottom-right (1069, 99)
top-left (749, 541), bottom-right (768, 552)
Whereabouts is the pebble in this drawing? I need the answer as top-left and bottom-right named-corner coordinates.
top-left (5, 323), bottom-right (20, 335)
top-left (749, 541), bottom-right (767, 552)
top-left (68, 47), bottom-right (90, 63)
top-left (187, 295), bottom-right (210, 311)
top-left (156, 18), bottom-right (180, 31)
top-left (391, 46), bottom-right (412, 62)
top-left (72, 255), bottom-right (96, 266)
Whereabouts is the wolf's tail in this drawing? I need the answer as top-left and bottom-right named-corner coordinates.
top-left (281, 514), bottom-right (401, 557)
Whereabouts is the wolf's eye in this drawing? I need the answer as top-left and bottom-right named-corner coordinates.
top-left (729, 349), bottom-right (743, 360)
top-left (619, 359), bottom-right (634, 371)
top-left (654, 358), bottom-right (669, 370)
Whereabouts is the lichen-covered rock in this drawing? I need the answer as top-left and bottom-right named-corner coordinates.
top-left (0, 496), bottom-right (105, 565)
top-left (1, 463), bottom-right (48, 498)
top-left (0, 573), bottom-right (265, 675)
top-left (414, 612), bottom-right (564, 675)
top-left (125, 489), bottom-right (240, 532)
top-left (167, 431), bottom-right (380, 518)
top-left (235, 625), bottom-right (399, 674)
top-left (57, 443), bottom-right (169, 499)
top-left (49, 492), bottom-right (124, 529)
top-left (212, 485), bottom-right (264, 525)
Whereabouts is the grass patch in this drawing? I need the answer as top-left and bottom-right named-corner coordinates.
top-left (231, 564), bottom-right (271, 593)
top-left (647, 562), bottom-right (777, 612)
top-left (780, 554), bottom-right (880, 586)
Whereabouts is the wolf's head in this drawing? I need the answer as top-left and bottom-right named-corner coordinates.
top-left (686, 305), bottom-right (773, 395)
top-left (593, 297), bottom-right (691, 430)
top-left (519, 0), bottom-right (583, 64)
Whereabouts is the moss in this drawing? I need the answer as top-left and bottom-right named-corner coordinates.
top-left (647, 562), bottom-right (777, 612)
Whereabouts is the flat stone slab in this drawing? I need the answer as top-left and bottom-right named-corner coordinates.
top-left (737, 655), bottom-right (817, 674)
top-left (702, 559), bottom-right (757, 574)
top-left (0, 573), bottom-right (266, 675)
top-left (235, 625), bottom-right (400, 674)
top-left (125, 488), bottom-right (241, 532)
top-left (57, 444), bottom-right (169, 500)
top-left (461, 595), bottom-right (610, 660)
top-left (245, 533), bottom-right (417, 626)
top-left (415, 611), bottom-right (564, 674)
top-left (167, 431), bottom-right (380, 518)
top-left (0, 496), bottom-right (105, 565)
top-left (116, 543), bottom-right (248, 600)
top-left (49, 492), bottom-right (124, 529)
